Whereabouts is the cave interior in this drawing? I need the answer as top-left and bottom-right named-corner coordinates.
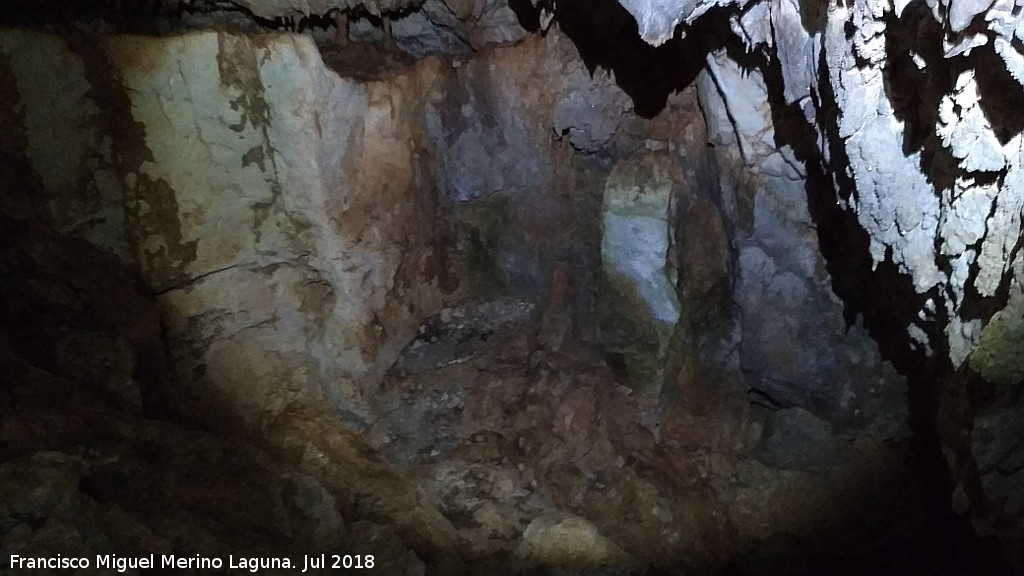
top-left (1, 0), bottom-right (1024, 575)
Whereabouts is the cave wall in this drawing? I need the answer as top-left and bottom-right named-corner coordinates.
top-left (0, 14), bottom-right (921, 570)
top-left (2, 0), bottom-right (1023, 570)
top-left (696, 47), bottom-right (907, 437)
top-left (0, 26), bottom-right (661, 433)
top-left (618, 0), bottom-right (1024, 556)
top-left (1, 29), bottom-right (455, 431)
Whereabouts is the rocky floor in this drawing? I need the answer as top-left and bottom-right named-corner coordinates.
top-left (362, 303), bottom-right (931, 574)
top-left (0, 320), bottom-right (1011, 575)
top-left (0, 220), bottom-right (1010, 576)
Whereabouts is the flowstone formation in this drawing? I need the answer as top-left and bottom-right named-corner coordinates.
top-left (0, 0), bottom-right (1022, 574)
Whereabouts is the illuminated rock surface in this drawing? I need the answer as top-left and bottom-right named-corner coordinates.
top-left (0, 0), bottom-right (1022, 574)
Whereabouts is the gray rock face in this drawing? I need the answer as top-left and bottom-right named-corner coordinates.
top-left (614, 0), bottom-right (1024, 369)
top-left (698, 47), bottom-right (907, 436)
top-left (349, 0), bottom-right (530, 59)
top-left (1, 30), bottom-right (452, 432)
top-left (617, 0), bottom-right (692, 45)
top-left (615, 0), bottom-right (1024, 553)
top-left (598, 153), bottom-right (680, 394)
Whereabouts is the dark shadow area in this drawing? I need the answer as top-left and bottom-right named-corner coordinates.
top-left (0, 216), bottom-right (173, 419)
top-left (548, 0), bottom-right (730, 118)
top-left (972, 44), bottom-right (1024, 146)
top-left (508, 0), bottom-right (544, 34)
top-left (0, 1), bottom-right (126, 25)
top-left (880, 2), bottom-right (956, 187)
top-left (0, 0), bottom-right (185, 33)
top-left (319, 40), bottom-right (418, 81)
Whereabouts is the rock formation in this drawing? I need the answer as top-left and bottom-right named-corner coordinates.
top-left (1, 0), bottom-right (1022, 574)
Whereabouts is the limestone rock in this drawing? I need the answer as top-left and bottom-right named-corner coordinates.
top-left (598, 153), bottom-right (679, 393)
top-left (392, 0), bottom-right (529, 58)
top-left (698, 48), bottom-right (908, 436)
top-left (514, 513), bottom-right (631, 570)
top-left (1, 29), bottom-right (453, 432)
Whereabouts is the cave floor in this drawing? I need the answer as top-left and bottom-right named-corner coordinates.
top-left (339, 299), bottom-right (969, 574)
top-left (374, 300), bottom-right (706, 565)
top-left (0, 294), bottom-right (1008, 575)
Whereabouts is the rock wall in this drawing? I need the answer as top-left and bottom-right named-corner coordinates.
top-left (618, 0), bottom-right (1024, 560)
top-left (3, 0), bottom-right (1021, 571)
top-left (1, 29), bottom-right (451, 431)
top-left (697, 47), bottom-right (907, 437)
top-left (0, 26), bottom-right (651, 431)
